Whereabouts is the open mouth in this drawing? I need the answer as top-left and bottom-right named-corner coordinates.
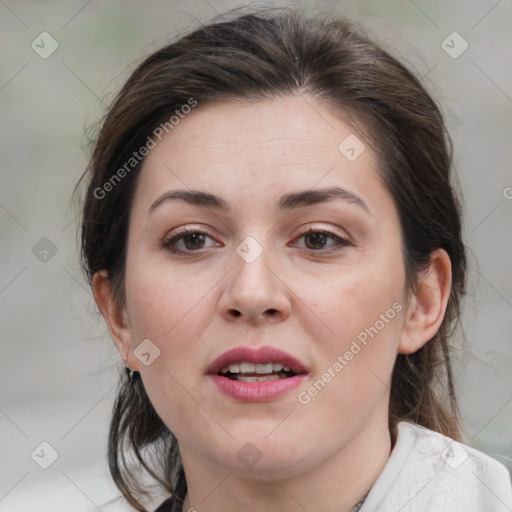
top-left (219, 362), bottom-right (297, 382)
top-left (208, 347), bottom-right (309, 401)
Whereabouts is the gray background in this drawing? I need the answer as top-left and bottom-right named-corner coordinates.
top-left (1, 0), bottom-right (511, 510)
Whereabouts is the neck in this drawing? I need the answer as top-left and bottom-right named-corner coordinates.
top-left (179, 414), bottom-right (391, 512)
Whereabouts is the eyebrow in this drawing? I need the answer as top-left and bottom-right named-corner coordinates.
top-left (148, 187), bottom-right (370, 215)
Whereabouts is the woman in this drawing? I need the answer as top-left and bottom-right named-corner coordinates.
top-left (77, 6), bottom-right (512, 512)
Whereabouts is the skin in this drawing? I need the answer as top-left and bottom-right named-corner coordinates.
top-left (93, 94), bottom-right (451, 512)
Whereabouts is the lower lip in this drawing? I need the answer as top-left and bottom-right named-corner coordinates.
top-left (209, 374), bottom-right (308, 402)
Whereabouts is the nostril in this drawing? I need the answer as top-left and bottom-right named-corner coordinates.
top-left (227, 309), bottom-right (278, 319)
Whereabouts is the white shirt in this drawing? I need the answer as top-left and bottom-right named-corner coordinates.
top-left (360, 421), bottom-right (512, 511)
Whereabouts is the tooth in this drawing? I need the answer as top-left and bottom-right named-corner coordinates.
top-left (228, 364), bottom-right (240, 373)
top-left (223, 362), bottom-right (292, 375)
top-left (255, 363), bottom-right (274, 374)
top-left (235, 374), bottom-right (281, 382)
top-left (240, 362), bottom-right (256, 374)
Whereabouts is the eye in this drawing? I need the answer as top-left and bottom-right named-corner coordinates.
top-left (162, 229), bottom-right (220, 255)
top-left (292, 227), bottom-right (351, 252)
top-left (162, 226), bottom-right (351, 256)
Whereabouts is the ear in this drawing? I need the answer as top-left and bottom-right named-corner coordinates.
top-left (92, 270), bottom-right (139, 371)
top-left (398, 248), bottom-right (452, 355)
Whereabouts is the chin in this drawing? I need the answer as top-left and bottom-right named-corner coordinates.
top-left (219, 430), bottom-right (311, 475)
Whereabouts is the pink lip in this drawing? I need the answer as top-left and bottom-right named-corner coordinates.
top-left (210, 374), bottom-right (308, 402)
top-left (206, 346), bottom-right (309, 403)
top-left (206, 345), bottom-right (309, 375)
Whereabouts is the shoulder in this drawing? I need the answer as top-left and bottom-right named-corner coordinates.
top-left (361, 421), bottom-right (512, 512)
top-left (397, 421), bottom-right (509, 478)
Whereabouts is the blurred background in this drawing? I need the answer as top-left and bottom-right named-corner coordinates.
top-left (1, 0), bottom-right (511, 510)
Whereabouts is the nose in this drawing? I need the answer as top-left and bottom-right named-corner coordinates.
top-left (218, 239), bottom-right (292, 325)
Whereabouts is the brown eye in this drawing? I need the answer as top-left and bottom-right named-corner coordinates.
top-left (304, 231), bottom-right (329, 250)
top-left (162, 230), bottom-right (218, 255)
top-left (294, 229), bottom-right (351, 252)
top-left (181, 233), bottom-right (207, 250)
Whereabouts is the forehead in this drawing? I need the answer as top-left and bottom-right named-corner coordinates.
top-left (148, 96), bottom-right (357, 162)
top-left (133, 94), bottom-right (384, 213)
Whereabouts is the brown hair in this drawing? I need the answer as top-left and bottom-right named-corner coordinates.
top-left (77, 6), bottom-right (467, 511)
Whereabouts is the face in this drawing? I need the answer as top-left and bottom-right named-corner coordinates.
top-left (120, 95), bottom-right (409, 477)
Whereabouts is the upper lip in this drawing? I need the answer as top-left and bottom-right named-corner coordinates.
top-left (207, 346), bottom-right (309, 375)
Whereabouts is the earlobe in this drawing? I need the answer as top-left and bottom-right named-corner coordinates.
top-left (92, 271), bottom-right (138, 370)
top-left (398, 249), bottom-right (452, 355)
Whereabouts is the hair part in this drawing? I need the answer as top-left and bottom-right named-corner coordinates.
top-left (77, 5), bottom-right (467, 510)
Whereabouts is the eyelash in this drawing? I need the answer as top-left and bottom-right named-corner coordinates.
top-left (161, 227), bottom-right (351, 255)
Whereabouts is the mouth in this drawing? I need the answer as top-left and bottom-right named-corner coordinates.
top-left (218, 361), bottom-right (298, 382)
top-left (207, 345), bottom-right (309, 378)
top-left (206, 345), bottom-right (309, 402)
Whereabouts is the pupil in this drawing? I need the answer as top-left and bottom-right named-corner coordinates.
top-left (184, 233), bottom-right (205, 250)
top-left (305, 233), bottom-right (326, 249)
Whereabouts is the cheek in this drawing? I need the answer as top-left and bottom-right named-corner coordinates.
top-left (125, 259), bottom-right (214, 344)
top-left (294, 256), bottom-right (405, 411)
top-left (124, 265), bottom-right (218, 438)
top-left (297, 254), bottom-right (405, 350)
